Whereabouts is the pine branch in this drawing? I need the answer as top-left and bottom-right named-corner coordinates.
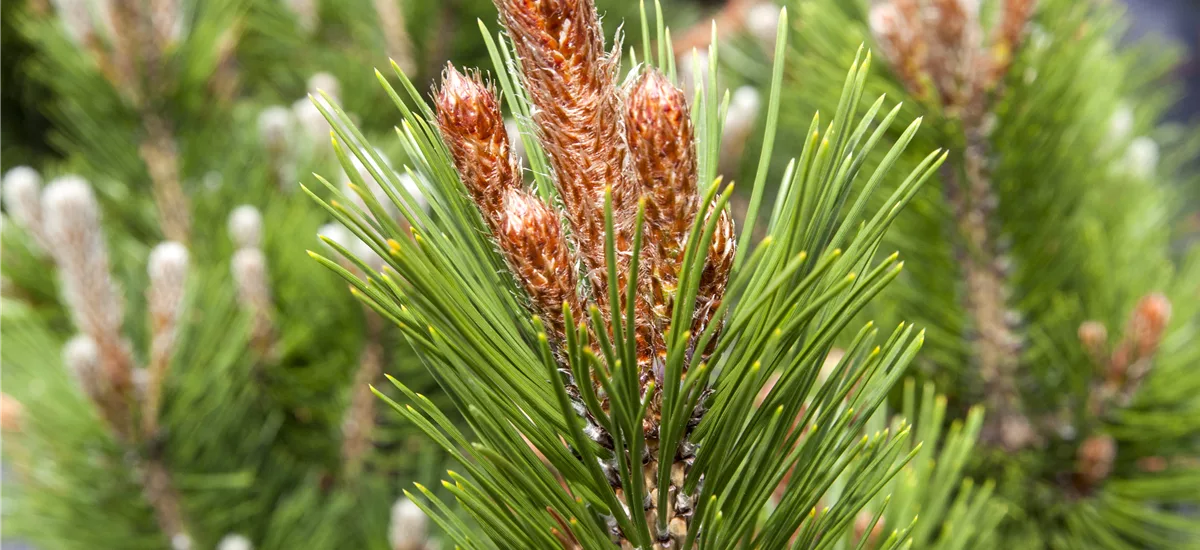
top-left (42, 176), bottom-right (137, 439)
top-left (943, 133), bottom-right (1033, 451)
top-left (139, 456), bottom-right (192, 550)
top-left (341, 308), bottom-right (387, 481)
top-left (306, 2), bottom-right (958, 547)
top-left (5, 2), bottom-right (453, 547)
top-left (32, 174), bottom-right (198, 548)
top-left (139, 113), bottom-right (192, 243)
top-left (143, 241), bottom-right (190, 438)
top-left (779, 0), bottom-right (1200, 545)
top-left (870, 0), bottom-right (1040, 451)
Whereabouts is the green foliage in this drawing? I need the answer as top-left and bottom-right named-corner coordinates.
top-left (301, 2), bottom-right (1002, 546)
top-left (2, 1), bottom-right (455, 548)
top-left (4, 0), bottom-right (720, 545)
top-left (869, 380), bottom-right (1004, 550)
top-left (1, 193), bottom-right (443, 549)
top-left (779, 0), bottom-right (1200, 547)
top-left (1, 0), bottom-right (57, 171)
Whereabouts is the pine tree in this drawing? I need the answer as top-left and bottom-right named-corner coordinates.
top-left (305, 0), bottom-right (1000, 547)
top-left (774, 0), bottom-right (1200, 546)
top-left (1, 1), bottom-right (453, 548)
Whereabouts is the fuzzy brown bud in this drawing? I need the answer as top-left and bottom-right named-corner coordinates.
top-left (625, 71), bottom-right (705, 371)
top-left (870, 0), bottom-right (932, 101)
top-left (494, 0), bottom-right (636, 273)
top-left (1076, 433), bottom-right (1117, 488)
top-left (434, 64), bottom-right (586, 339)
top-left (435, 64), bottom-right (522, 221)
top-left (625, 70), bottom-right (698, 291)
top-left (1129, 293), bottom-right (1170, 357)
top-left (495, 188), bottom-right (582, 340)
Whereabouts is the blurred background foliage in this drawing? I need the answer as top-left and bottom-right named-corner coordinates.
top-left (751, 0), bottom-right (1200, 546)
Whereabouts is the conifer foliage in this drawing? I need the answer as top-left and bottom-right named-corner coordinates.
top-left (1, 1), bottom-right (447, 548)
top-left (304, 0), bottom-right (989, 546)
top-left (779, 0), bottom-right (1200, 546)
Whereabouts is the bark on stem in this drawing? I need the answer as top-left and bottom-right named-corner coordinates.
top-left (341, 309), bottom-right (386, 480)
top-left (139, 457), bottom-right (191, 549)
top-left (946, 123), bottom-right (1033, 452)
top-left (140, 115), bottom-right (192, 243)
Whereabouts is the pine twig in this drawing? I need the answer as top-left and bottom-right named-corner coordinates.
top-left (944, 132), bottom-right (1034, 451)
top-left (142, 242), bottom-right (189, 438)
top-left (138, 456), bottom-right (191, 550)
top-left (871, 0), bottom-right (1038, 450)
top-left (303, 1), bottom-right (958, 546)
top-left (374, 0), bottom-right (416, 73)
top-left (42, 177), bottom-right (137, 439)
top-left (139, 114), bottom-right (192, 244)
top-left (43, 176), bottom-right (194, 548)
top-left (231, 244), bottom-right (275, 355)
top-left (341, 308), bottom-right (387, 481)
